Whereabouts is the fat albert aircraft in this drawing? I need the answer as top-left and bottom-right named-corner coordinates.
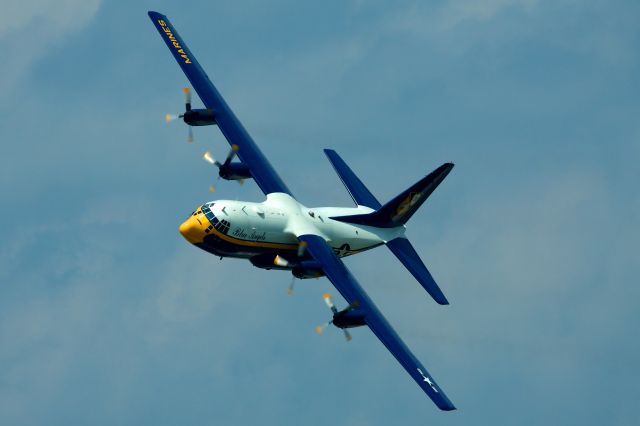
top-left (149, 11), bottom-right (456, 411)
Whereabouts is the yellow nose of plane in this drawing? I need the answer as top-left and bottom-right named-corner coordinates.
top-left (179, 215), bottom-right (205, 244)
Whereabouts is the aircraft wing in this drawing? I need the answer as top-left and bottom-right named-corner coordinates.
top-left (297, 234), bottom-right (456, 411)
top-left (148, 11), bottom-right (292, 196)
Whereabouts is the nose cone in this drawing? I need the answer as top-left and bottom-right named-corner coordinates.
top-left (179, 216), bottom-right (204, 244)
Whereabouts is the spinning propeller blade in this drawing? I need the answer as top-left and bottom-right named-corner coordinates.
top-left (183, 87), bottom-right (192, 109)
top-left (165, 113), bottom-right (179, 123)
top-left (315, 322), bottom-right (331, 335)
top-left (202, 145), bottom-right (239, 170)
top-left (323, 293), bottom-right (338, 314)
top-left (343, 329), bottom-right (352, 341)
top-left (203, 151), bottom-right (222, 167)
top-left (287, 276), bottom-right (296, 296)
top-left (283, 242), bottom-right (308, 294)
top-left (165, 87), bottom-right (194, 142)
top-left (208, 175), bottom-right (221, 193)
top-left (317, 293), bottom-right (352, 342)
top-left (224, 144), bottom-right (239, 166)
top-left (202, 145), bottom-right (244, 191)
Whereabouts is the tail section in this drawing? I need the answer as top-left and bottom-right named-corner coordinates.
top-left (325, 149), bottom-right (452, 305)
top-left (331, 162), bottom-right (454, 228)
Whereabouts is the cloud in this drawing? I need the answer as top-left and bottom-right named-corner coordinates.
top-left (436, 0), bottom-right (539, 31)
top-left (385, 0), bottom-right (640, 68)
top-left (387, 0), bottom-right (540, 37)
top-left (0, 0), bottom-right (101, 94)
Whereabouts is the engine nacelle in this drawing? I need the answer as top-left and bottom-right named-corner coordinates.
top-left (219, 162), bottom-right (252, 181)
top-left (183, 108), bottom-right (216, 126)
top-left (250, 253), bottom-right (285, 270)
top-left (292, 261), bottom-right (324, 279)
top-left (332, 308), bottom-right (366, 329)
top-left (249, 254), bottom-right (324, 279)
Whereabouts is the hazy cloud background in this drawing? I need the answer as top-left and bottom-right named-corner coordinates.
top-left (1, 1), bottom-right (638, 424)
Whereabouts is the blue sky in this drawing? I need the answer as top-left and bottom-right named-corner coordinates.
top-left (1, 1), bottom-right (639, 424)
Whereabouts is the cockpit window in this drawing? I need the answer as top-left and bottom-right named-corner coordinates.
top-left (216, 219), bottom-right (230, 234)
top-left (201, 204), bottom-right (230, 235)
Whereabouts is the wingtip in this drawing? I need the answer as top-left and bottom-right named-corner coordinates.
top-left (435, 292), bottom-right (450, 305)
top-left (147, 11), bottom-right (165, 18)
top-left (435, 395), bottom-right (457, 411)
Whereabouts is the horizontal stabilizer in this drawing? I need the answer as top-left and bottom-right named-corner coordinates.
top-left (386, 237), bottom-right (449, 305)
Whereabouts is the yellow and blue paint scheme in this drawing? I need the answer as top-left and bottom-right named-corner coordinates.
top-left (179, 202), bottom-right (298, 258)
top-left (149, 10), bottom-right (457, 410)
top-left (178, 196), bottom-right (395, 263)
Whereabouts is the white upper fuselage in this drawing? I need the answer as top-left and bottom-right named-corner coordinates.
top-left (179, 193), bottom-right (406, 259)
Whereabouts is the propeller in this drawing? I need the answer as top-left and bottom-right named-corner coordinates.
top-left (202, 144), bottom-right (241, 192)
top-left (203, 151), bottom-right (222, 192)
top-left (273, 240), bottom-right (312, 296)
top-left (202, 150), bottom-right (222, 167)
top-left (315, 293), bottom-right (352, 341)
top-left (283, 241), bottom-right (309, 295)
top-left (165, 87), bottom-right (195, 143)
top-left (183, 86), bottom-right (192, 110)
top-left (272, 242), bottom-right (304, 296)
top-left (272, 255), bottom-right (297, 295)
top-left (287, 276), bottom-right (296, 296)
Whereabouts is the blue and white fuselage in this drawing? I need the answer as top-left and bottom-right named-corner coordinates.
top-left (180, 193), bottom-right (405, 268)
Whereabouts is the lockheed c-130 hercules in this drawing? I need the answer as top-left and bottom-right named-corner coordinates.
top-left (149, 11), bottom-right (457, 411)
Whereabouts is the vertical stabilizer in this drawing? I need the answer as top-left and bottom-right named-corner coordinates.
top-left (331, 163), bottom-right (453, 228)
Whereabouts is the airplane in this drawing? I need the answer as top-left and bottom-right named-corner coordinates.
top-left (148, 11), bottom-right (456, 411)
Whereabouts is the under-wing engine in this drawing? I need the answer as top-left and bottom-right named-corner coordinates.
top-left (316, 293), bottom-right (366, 341)
top-left (203, 145), bottom-right (252, 182)
top-left (249, 253), bottom-right (325, 279)
top-left (165, 87), bottom-right (216, 142)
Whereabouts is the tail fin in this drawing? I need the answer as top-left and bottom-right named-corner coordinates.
top-left (324, 150), bottom-right (452, 305)
top-left (331, 162), bottom-right (454, 228)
